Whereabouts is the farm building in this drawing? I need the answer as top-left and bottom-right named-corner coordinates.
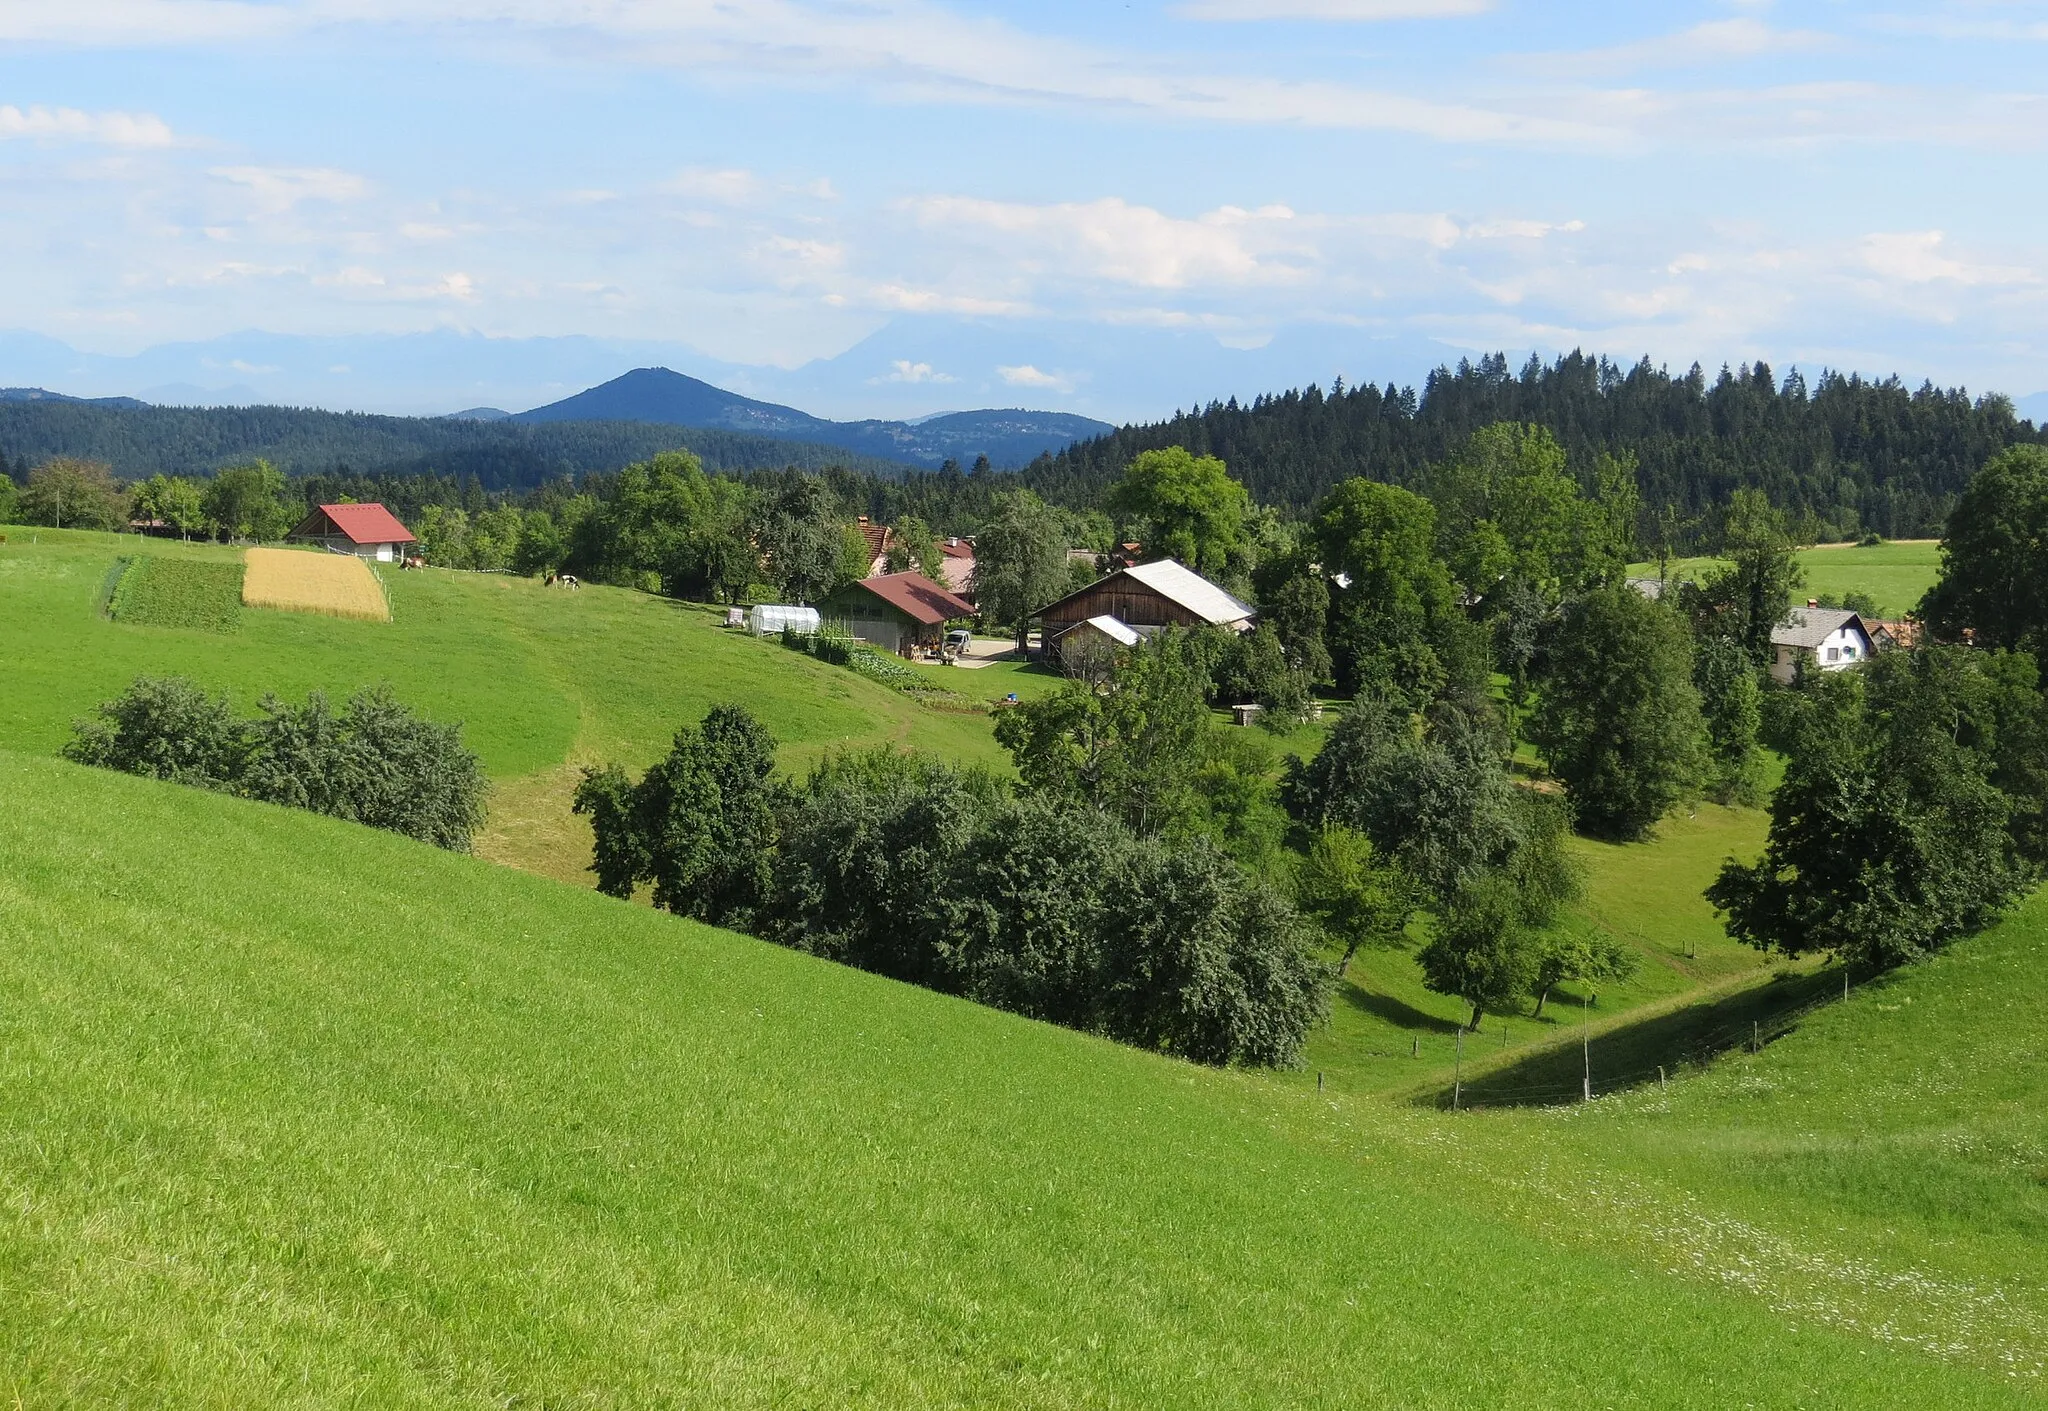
top-left (937, 538), bottom-right (975, 597)
top-left (1034, 558), bottom-right (1255, 658)
top-left (819, 572), bottom-right (976, 657)
top-left (1769, 604), bottom-right (1874, 684)
top-left (287, 503), bottom-right (418, 562)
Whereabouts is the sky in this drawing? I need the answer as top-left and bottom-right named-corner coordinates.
top-left (6, 0), bottom-right (2048, 420)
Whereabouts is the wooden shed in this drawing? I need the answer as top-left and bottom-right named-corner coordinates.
top-left (819, 572), bottom-right (977, 657)
top-left (1034, 559), bottom-right (1254, 658)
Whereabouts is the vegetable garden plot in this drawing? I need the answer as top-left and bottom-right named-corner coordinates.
top-left (108, 556), bottom-right (244, 634)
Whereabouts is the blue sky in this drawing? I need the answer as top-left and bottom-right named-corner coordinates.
top-left (6, 0), bottom-right (2048, 419)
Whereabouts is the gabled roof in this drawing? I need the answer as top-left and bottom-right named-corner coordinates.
top-left (1070, 614), bottom-right (1140, 646)
top-left (1035, 558), bottom-right (1255, 627)
top-left (939, 539), bottom-right (974, 560)
top-left (1771, 607), bottom-right (1867, 650)
top-left (840, 572), bottom-right (976, 626)
top-left (293, 502), bottom-right (416, 546)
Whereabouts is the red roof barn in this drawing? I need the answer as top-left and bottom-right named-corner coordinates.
top-left (287, 503), bottom-right (419, 562)
top-left (818, 572), bottom-right (976, 656)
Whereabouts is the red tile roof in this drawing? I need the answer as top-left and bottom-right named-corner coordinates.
top-left (847, 572), bottom-right (976, 625)
top-left (302, 503), bottom-right (417, 545)
top-left (939, 539), bottom-right (974, 559)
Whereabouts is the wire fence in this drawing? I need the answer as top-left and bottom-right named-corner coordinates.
top-left (1429, 969), bottom-right (1855, 1110)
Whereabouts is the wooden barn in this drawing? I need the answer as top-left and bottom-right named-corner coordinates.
top-left (819, 572), bottom-right (976, 657)
top-left (1034, 559), bottom-right (1255, 658)
top-left (286, 503), bottom-right (418, 562)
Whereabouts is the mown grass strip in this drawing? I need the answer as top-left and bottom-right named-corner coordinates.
top-left (108, 556), bottom-right (244, 634)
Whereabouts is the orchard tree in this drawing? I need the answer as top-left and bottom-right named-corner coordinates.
top-left (573, 704), bottom-right (782, 928)
top-left (202, 459), bottom-right (293, 541)
top-left (1294, 824), bottom-right (1416, 975)
top-left (1414, 791), bottom-right (1580, 1030)
top-left (131, 474), bottom-right (206, 540)
top-left (1692, 634), bottom-right (1765, 806)
top-left (753, 475), bottom-right (843, 604)
top-left (1107, 445), bottom-right (1250, 578)
top-left (21, 457), bottom-right (126, 531)
top-left (1708, 647), bottom-right (2040, 971)
top-left (971, 488), bottom-right (1070, 647)
top-left (1531, 584), bottom-right (1707, 840)
top-left (1922, 444), bottom-right (2048, 658)
top-left (1312, 477), bottom-right (1475, 705)
top-left (1686, 489), bottom-right (1804, 664)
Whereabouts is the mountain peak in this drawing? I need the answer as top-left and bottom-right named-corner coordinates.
top-left (512, 367), bottom-right (1110, 469)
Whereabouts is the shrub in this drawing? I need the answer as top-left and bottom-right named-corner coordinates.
top-left (67, 676), bottom-right (487, 850)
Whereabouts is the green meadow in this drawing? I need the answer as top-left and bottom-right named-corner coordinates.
top-left (2, 750), bottom-right (2043, 1406)
top-left (3, 525), bottom-right (2041, 1404)
top-left (1635, 538), bottom-right (1943, 618)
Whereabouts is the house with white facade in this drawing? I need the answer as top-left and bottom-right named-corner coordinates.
top-left (1768, 604), bottom-right (1874, 684)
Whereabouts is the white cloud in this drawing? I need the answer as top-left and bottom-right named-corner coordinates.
top-left (1860, 231), bottom-right (2036, 287)
top-left (1529, 19), bottom-right (1835, 76)
top-left (664, 167), bottom-right (761, 205)
top-left (1176, 0), bottom-right (1491, 18)
top-left (0, 104), bottom-right (176, 147)
top-left (879, 359), bottom-right (953, 383)
top-left (997, 363), bottom-right (1070, 390)
top-left (0, 0), bottom-right (1615, 148)
top-left (909, 196), bottom-right (1309, 290)
top-left (210, 165), bottom-right (367, 214)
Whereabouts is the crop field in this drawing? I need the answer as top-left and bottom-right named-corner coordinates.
top-left (2, 749), bottom-right (2042, 1407)
top-left (242, 545), bottom-right (391, 621)
top-left (106, 554), bottom-right (244, 633)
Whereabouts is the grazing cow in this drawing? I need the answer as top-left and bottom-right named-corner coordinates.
top-left (557, 574), bottom-right (580, 591)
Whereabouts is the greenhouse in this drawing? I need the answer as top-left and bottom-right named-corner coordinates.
top-left (747, 604), bottom-right (821, 636)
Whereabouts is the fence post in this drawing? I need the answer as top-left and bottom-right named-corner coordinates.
top-left (1752, 1020), bottom-right (1760, 1054)
top-left (1453, 1027), bottom-right (1464, 1111)
top-left (1582, 992), bottom-right (1592, 1103)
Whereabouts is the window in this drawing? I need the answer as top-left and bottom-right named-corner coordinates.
top-left (1826, 647), bottom-right (1840, 662)
top-left (1843, 645), bottom-right (1857, 660)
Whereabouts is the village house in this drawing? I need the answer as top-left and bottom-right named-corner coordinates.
top-left (1769, 602), bottom-right (1874, 684)
top-left (818, 571), bottom-right (977, 657)
top-left (286, 503), bottom-right (418, 563)
top-left (936, 538), bottom-right (975, 597)
top-left (1033, 558), bottom-right (1255, 660)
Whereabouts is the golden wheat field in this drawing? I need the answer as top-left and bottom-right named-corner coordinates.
top-left (241, 547), bottom-right (391, 622)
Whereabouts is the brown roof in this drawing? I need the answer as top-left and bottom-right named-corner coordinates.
top-left (856, 520), bottom-right (891, 560)
top-left (292, 502), bottom-right (417, 546)
top-left (844, 571), bottom-right (976, 625)
top-left (939, 539), bottom-right (974, 559)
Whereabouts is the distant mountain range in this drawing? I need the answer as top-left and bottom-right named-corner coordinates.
top-left (516, 367), bottom-right (1112, 468)
top-left (2, 386), bottom-right (147, 410)
top-left (0, 366), bottom-right (1113, 475)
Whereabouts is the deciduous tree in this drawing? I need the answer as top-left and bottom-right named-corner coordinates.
top-left (1532, 585), bottom-right (1707, 839)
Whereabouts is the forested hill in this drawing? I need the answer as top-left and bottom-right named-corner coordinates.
top-left (1028, 352), bottom-right (2045, 539)
top-left (0, 399), bottom-right (915, 487)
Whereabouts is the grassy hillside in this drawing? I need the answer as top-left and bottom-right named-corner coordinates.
top-left (1637, 539), bottom-right (1941, 618)
top-left (0, 529), bottom-right (1015, 881)
top-left (2, 750), bottom-right (2040, 1406)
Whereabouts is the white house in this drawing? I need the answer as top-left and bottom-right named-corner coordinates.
top-left (1769, 605), bottom-right (1874, 684)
